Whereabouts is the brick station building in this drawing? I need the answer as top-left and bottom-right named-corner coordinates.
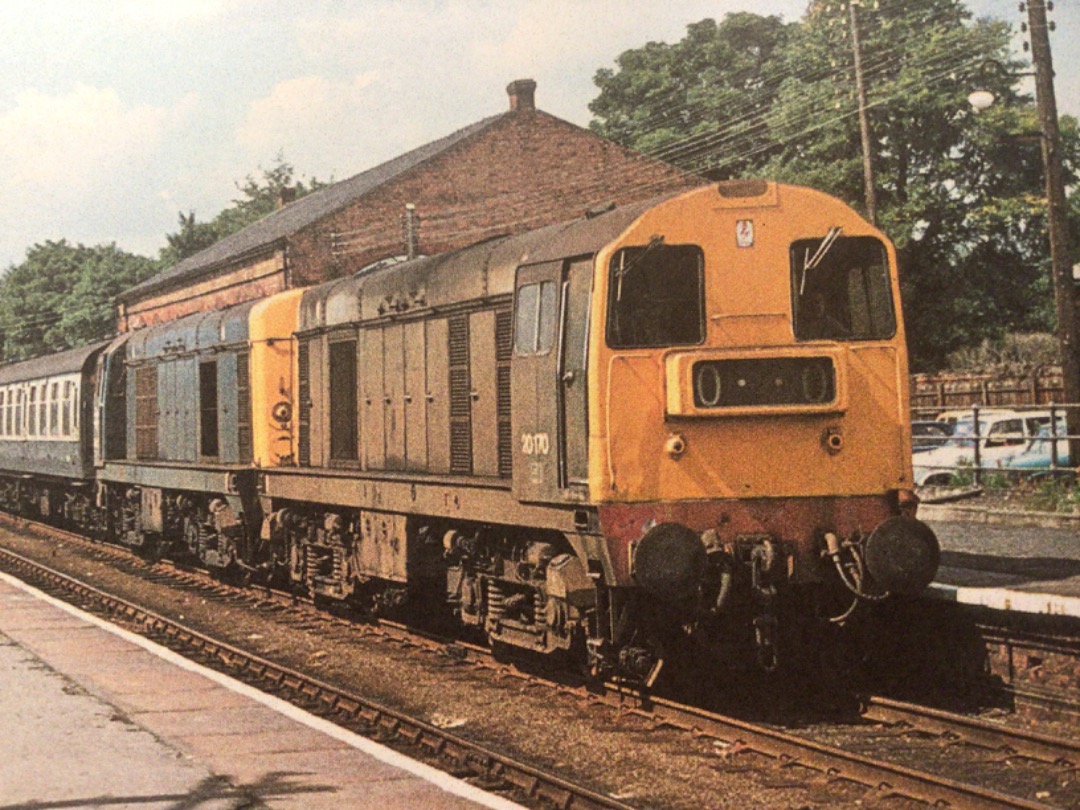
top-left (118, 79), bottom-right (699, 331)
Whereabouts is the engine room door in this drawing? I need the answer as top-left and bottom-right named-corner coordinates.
top-left (512, 258), bottom-right (592, 502)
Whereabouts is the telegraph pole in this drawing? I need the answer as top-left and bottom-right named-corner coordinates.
top-left (1027, 0), bottom-right (1080, 465)
top-left (849, 0), bottom-right (878, 226)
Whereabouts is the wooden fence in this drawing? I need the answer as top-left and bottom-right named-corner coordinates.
top-left (911, 367), bottom-right (1066, 412)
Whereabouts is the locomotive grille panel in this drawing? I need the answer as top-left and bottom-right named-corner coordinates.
top-left (450, 422), bottom-right (472, 474)
top-left (692, 357), bottom-right (836, 408)
top-left (495, 310), bottom-right (513, 360)
top-left (496, 309), bottom-right (513, 479)
top-left (497, 365), bottom-right (512, 477)
top-left (236, 351), bottom-right (252, 464)
top-left (449, 368), bottom-right (471, 418)
top-left (297, 340), bottom-right (311, 466)
top-left (449, 316), bottom-right (469, 366)
top-left (134, 364), bottom-right (158, 460)
top-left (448, 315), bottom-right (472, 474)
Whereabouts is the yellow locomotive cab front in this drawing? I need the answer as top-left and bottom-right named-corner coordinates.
top-left (589, 182), bottom-right (938, 628)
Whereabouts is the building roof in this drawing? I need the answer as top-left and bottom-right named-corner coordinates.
top-left (122, 113), bottom-right (504, 302)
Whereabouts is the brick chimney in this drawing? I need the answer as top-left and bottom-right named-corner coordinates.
top-left (277, 186), bottom-right (296, 209)
top-left (507, 79), bottom-right (536, 112)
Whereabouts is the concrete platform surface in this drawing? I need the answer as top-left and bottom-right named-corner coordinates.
top-left (925, 517), bottom-right (1080, 619)
top-left (0, 571), bottom-right (525, 810)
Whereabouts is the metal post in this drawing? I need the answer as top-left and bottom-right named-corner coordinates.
top-left (849, 0), bottom-right (878, 225)
top-left (1027, 0), bottom-right (1080, 467)
top-left (403, 203), bottom-right (419, 260)
top-left (972, 404), bottom-right (982, 486)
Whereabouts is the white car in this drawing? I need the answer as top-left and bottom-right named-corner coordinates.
top-left (913, 410), bottom-right (1055, 486)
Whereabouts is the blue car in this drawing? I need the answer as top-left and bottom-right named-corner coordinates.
top-left (1003, 424), bottom-right (1074, 480)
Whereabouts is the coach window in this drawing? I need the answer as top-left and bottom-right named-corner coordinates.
top-left (514, 281), bottom-right (558, 355)
top-left (62, 382), bottom-right (72, 437)
top-left (329, 339), bottom-right (358, 461)
top-left (28, 386), bottom-right (37, 436)
top-left (199, 361), bottom-right (219, 457)
top-left (49, 382), bottom-right (59, 436)
top-left (39, 384), bottom-right (47, 436)
top-left (606, 244), bottom-right (705, 349)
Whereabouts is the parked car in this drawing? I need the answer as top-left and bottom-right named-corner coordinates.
top-left (1001, 424), bottom-right (1074, 481)
top-left (913, 410), bottom-right (1055, 486)
top-left (934, 407), bottom-right (1017, 427)
top-left (911, 420), bottom-right (952, 452)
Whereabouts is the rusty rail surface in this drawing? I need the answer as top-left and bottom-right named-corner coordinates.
top-left (863, 696), bottom-right (1079, 767)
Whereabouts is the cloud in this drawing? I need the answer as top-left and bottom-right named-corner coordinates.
top-left (118, 0), bottom-right (232, 25)
top-left (0, 85), bottom-right (199, 265)
top-left (0, 85), bottom-right (197, 192)
top-left (234, 73), bottom-right (380, 174)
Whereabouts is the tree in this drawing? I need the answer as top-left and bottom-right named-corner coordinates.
top-left (587, 2), bottom-right (1079, 370)
top-left (0, 241), bottom-right (156, 361)
top-left (589, 14), bottom-right (791, 179)
top-left (159, 154), bottom-right (325, 265)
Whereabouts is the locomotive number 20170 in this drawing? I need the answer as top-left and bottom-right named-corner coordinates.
top-left (521, 432), bottom-right (550, 456)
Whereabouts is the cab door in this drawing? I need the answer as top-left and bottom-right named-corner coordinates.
top-left (560, 259), bottom-right (592, 489)
top-left (511, 261), bottom-right (561, 502)
top-left (511, 258), bottom-right (594, 502)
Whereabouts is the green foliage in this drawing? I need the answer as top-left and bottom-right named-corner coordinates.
top-left (0, 241), bottom-right (156, 362)
top-left (946, 332), bottom-right (1061, 373)
top-left (588, 1), bottom-right (1079, 370)
top-left (589, 14), bottom-right (791, 179)
top-left (1031, 476), bottom-right (1080, 514)
top-left (159, 153), bottom-right (325, 265)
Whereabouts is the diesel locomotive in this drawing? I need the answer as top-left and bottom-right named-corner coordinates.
top-left (0, 181), bottom-right (939, 679)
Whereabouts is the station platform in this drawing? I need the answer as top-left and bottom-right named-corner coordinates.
top-left (0, 571), bottom-right (524, 810)
top-left (922, 504), bottom-right (1080, 619)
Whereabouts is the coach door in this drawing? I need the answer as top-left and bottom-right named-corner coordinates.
top-left (512, 258), bottom-right (592, 503)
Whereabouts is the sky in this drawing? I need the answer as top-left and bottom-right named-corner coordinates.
top-left (0, 0), bottom-right (1076, 270)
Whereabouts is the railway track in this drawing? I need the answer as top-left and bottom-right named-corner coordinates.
top-left (0, 540), bottom-right (630, 810)
top-left (1, 515), bottom-right (1077, 809)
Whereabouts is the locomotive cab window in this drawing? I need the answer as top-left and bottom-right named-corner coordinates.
top-left (514, 281), bottom-right (558, 355)
top-left (792, 234), bottom-right (896, 342)
top-left (606, 243), bottom-right (704, 349)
